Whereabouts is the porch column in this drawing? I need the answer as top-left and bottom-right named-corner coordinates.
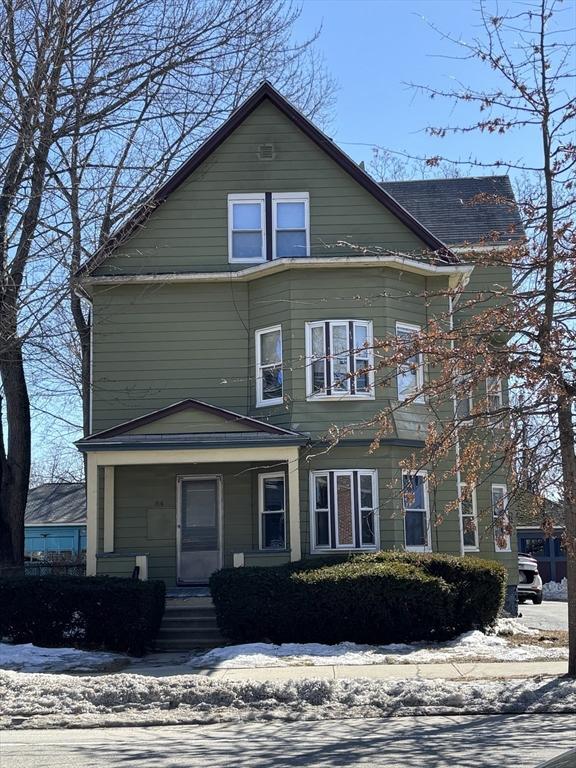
top-left (103, 466), bottom-right (115, 553)
top-left (85, 453), bottom-right (98, 576)
top-left (287, 450), bottom-right (301, 561)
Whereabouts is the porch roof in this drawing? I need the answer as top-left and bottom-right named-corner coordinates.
top-left (76, 430), bottom-right (308, 452)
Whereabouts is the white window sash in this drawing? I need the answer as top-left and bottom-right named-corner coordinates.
top-left (310, 469), bottom-right (378, 552)
top-left (255, 325), bottom-right (283, 407)
top-left (271, 192), bottom-right (310, 260)
top-left (402, 470), bottom-right (431, 552)
top-left (305, 320), bottom-right (374, 400)
top-left (459, 482), bottom-right (479, 551)
top-left (396, 322), bottom-right (425, 403)
top-left (258, 472), bottom-right (286, 550)
top-left (228, 193), bottom-right (266, 263)
top-left (492, 483), bottom-right (511, 552)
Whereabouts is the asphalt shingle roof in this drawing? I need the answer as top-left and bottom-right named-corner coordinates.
top-left (25, 483), bottom-right (86, 526)
top-left (381, 176), bottom-right (524, 248)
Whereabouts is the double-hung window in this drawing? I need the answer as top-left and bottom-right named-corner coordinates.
top-left (459, 482), bottom-right (478, 550)
top-left (486, 376), bottom-right (503, 425)
top-left (491, 484), bottom-right (511, 552)
top-left (311, 470), bottom-right (378, 551)
top-left (402, 471), bottom-right (431, 551)
top-left (228, 194), bottom-right (265, 262)
top-left (455, 374), bottom-right (473, 423)
top-left (259, 473), bottom-right (286, 550)
top-left (273, 193), bottom-right (309, 258)
top-left (306, 320), bottom-right (373, 399)
top-left (396, 322), bottom-right (424, 402)
top-left (255, 325), bottom-right (283, 406)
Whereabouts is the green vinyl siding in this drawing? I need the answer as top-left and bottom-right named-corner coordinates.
top-left (94, 99), bottom-right (428, 277)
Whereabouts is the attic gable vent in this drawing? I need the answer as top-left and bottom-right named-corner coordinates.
top-left (257, 143), bottom-right (276, 161)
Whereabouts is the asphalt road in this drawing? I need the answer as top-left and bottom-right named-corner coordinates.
top-left (518, 601), bottom-right (568, 631)
top-left (2, 714), bottom-right (575, 768)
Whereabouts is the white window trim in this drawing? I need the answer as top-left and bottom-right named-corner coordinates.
top-left (305, 320), bottom-right (375, 401)
top-left (309, 469), bottom-right (379, 553)
top-left (255, 324), bottom-right (283, 407)
top-left (258, 472), bottom-right (287, 551)
top-left (402, 469), bottom-right (432, 552)
top-left (396, 321), bottom-right (425, 403)
top-left (271, 192), bottom-right (310, 260)
top-left (491, 483), bottom-right (511, 553)
top-left (459, 482), bottom-right (479, 552)
top-left (228, 193), bottom-right (266, 263)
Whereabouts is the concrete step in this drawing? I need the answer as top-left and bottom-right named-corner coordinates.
top-left (162, 615), bottom-right (219, 627)
top-left (155, 639), bottom-right (222, 650)
top-left (158, 602), bottom-right (223, 650)
top-left (164, 606), bottom-right (216, 618)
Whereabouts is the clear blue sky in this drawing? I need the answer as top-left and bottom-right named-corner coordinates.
top-left (294, 0), bottom-right (571, 176)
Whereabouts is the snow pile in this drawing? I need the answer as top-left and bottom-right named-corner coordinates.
top-left (493, 618), bottom-right (540, 636)
top-left (188, 630), bottom-right (567, 669)
top-left (543, 578), bottom-right (568, 601)
top-left (1, 670), bottom-right (575, 730)
top-left (0, 643), bottom-right (126, 673)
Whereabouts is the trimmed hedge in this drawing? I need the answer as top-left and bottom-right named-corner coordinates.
top-left (209, 552), bottom-right (506, 645)
top-left (0, 576), bottom-right (165, 656)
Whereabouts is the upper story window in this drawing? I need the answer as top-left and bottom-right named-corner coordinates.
top-left (228, 194), bottom-right (265, 262)
top-left (486, 376), bottom-right (504, 426)
top-left (402, 471), bottom-right (431, 551)
top-left (455, 374), bottom-right (473, 423)
top-left (255, 325), bottom-right (283, 407)
top-left (459, 482), bottom-right (478, 551)
top-left (228, 192), bottom-right (309, 262)
top-left (491, 484), bottom-right (511, 552)
top-left (305, 320), bottom-right (374, 400)
top-left (396, 322), bottom-right (424, 403)
top-left (272, 193), bottom-right (309, 258)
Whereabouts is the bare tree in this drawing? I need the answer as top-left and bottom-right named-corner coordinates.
top-left (0, 0), bottom-right (334, 575)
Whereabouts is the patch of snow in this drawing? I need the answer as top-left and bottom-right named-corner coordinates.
top-left (187, 630), bottom-right (567, 669)
top-left (493, 618), bottom-right (540, 636)
top-left (1, 670), bottom-right (575, 730)
top-left (543, 578), bottom-right (568, 601)
top-left (0, 643), bottom-right (126, 673)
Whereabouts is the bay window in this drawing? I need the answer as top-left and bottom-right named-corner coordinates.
top-left (402, 471), bottom-right (431, 550)
top-left (259, 473), bottom-right (286, 550)
top-left (306, 320), bottom-right (374, 399)
top-left (255, 325), bottom-right (283, 406)
top-left (396, 322), bottom-right (424, 402)
top-left (311, 469), bottom-right (378, 551)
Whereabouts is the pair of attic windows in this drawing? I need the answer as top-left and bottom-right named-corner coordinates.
top-left (228, 192), bottom-right (310, 262)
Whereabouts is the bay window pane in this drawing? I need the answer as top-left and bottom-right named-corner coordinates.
top-left (312, 360), bottom-right (325, 393)
top-left (316, 509), bottom-right (330, 547)
top-left (261, 329), bottom-right (281, 365)
top-left (277, 229), bottom-right (306, 257)
top-left (336, 474), bottom-right (354, 546)
top-left (277, 201), bottom-right (305, 228)
top-left (311, 325), bottom-right (325, 357)
top-left (398, 367), bottom-right (418, 399)
top-left (233, 203), bottom-right (261, 230)
top-left (233, 231), bottom-right (262, 259)
top-left (360, 474), bottom-right (373, 508)
top-left (262, 512), bottom-right (285, 549)
top-left (463, 522), bottom-right (477, 548)
top-left (402, 475), bottom-right (425, 510)
top-left (315, 475), bottom-right (328, 509)
top-left (262, 366), bottom-right (282, 400)
top-left (361, 510), bottom-right (375, 545)
top-left (405, 509), bottom-right (426, 547)
top-left (332, 324), bottom-right (349, 392)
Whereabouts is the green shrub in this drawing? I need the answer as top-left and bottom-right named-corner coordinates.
top-left (0, 576), bottom-right (165, 656)
top-left (209, 552), bottom-right (506, 645)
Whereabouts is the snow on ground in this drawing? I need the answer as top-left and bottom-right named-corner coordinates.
top-left (187, 626), bottom-right (566, 669)
top-left (1, 669), bottom-right (575, 730)
top-left (0, 643), bottom-right (127, 673)
top-left (543, 578), bottom-right (568, 601)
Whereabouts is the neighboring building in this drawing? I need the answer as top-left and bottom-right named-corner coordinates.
top-left (516, 491), bottom-right (566, 584)
top-left (75, 83), bottom-right (522, 609)
top-left (25, 483), bottom-right (86, 560)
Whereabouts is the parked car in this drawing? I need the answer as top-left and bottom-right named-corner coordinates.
top-left (518, 553), bottom-right (543, 604)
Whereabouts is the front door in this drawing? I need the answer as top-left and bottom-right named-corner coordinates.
top-left (178, 476), bottom-right (221, 584)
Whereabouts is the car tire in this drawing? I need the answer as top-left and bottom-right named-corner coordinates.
top-left (518, 597), bottom-right (526, 604)
top-left (532, 593), bottom-right (543, 605)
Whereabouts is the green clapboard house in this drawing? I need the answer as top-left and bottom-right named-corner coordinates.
top-left (76, 82), bottom-right (523, 610)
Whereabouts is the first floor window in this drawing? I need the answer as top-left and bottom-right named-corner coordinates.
top-left (311, 470), bottom-right (378, 550)
top-left (491, 484), bottom-right (511, 552)
top-left (259, 473), bottom-right (286, 550)
top-left (255, 325), bottom-right (283, 406)
top-left (459, 482), bottom-right (478, 550)
top-left (396, 322), bottom-right (424, 402)
top-left (402, 471), bottom-right (431, 550)
top-left (306, 320), bottom-right (374, 399)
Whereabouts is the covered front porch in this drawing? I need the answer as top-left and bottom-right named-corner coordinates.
top-left (77, 399), bottom-right (307, 586)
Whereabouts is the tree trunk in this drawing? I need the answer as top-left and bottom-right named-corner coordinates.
top-left (0, 341), bottom-right (31, 576)
top-left (558, 397), bottom-right (576, 676)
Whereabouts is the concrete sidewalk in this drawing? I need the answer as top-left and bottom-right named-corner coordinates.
top-left (124, 655), bottom-right (568, 681)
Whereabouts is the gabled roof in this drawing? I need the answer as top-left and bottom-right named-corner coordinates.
top-left (77, 398), bottom-right (305, 444)
top-left (78, 82), bottom-right (454, 277)
top-left (25, 483), bottom-right (86, 526)
top-left (381, 176), bottom-right (524, 248)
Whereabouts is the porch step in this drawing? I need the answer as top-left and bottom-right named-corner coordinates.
top-left (156, 600), bottom-right (225, 651)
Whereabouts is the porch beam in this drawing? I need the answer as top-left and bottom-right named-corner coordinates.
top-left (103, 466), bottom-right (115, 553)
top-left (87, 447), bottom-right (299, 466)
